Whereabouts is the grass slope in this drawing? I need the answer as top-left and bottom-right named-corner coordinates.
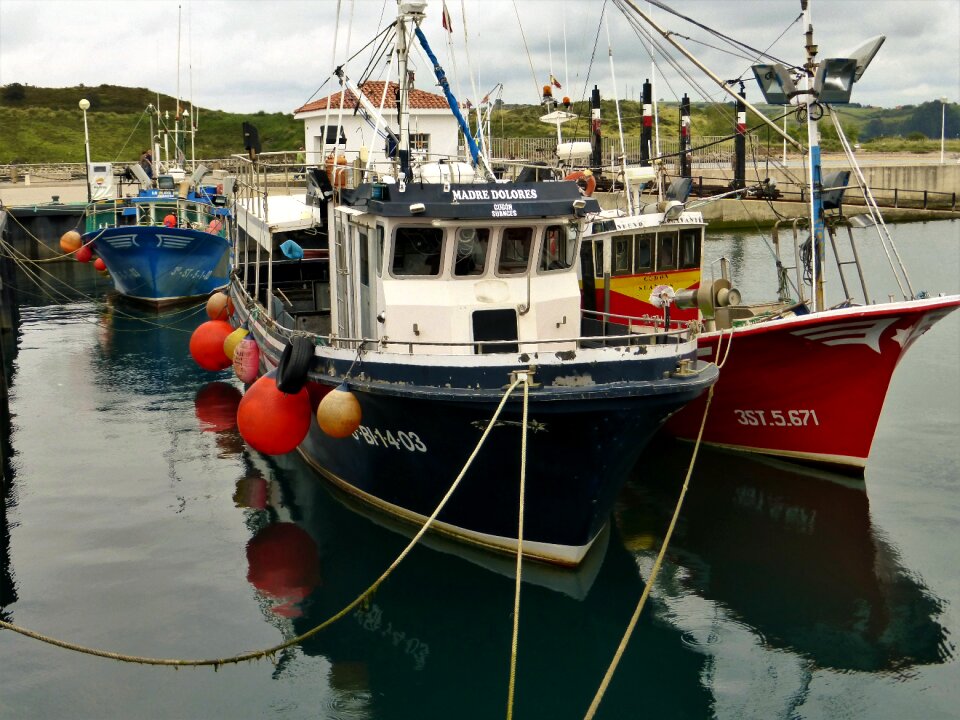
top-left (1, 83), bottom-right (956, 164)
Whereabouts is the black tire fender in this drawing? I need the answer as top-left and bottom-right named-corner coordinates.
top-left (275, 335), bottom-right (314, 394)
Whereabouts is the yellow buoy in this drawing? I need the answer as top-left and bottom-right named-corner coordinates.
top-left (59, 230), bottom-right (82, 253)
top-left (223, 327), bottom-right (249, 361)
top-left (316, 382), bottom-right (362, 438)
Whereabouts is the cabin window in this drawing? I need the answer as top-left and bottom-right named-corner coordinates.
top-left (612, 236), bottom-right (632, 276)
top-left (497, 227), bottom-right (533, 275)
top-left (656, 231), bottom-right (678, 271)
top-left (376, 225), bottom-right (385, 276)
top-left (679, 229), bottom-right (701, 269)
top-left (358, 230), bottom-right (369, 286)
top-left (453, 227), bottom-right (490, 277)
top-left (539, 224), bottom-right (576, 272)
top-left (635, 235), bottom-right (652, 271)
top-left (391, 226), bottom-right (444, 277)
top-left (594, 241), bottom-right (603, 278)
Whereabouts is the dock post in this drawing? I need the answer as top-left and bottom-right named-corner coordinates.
top-left (590, 86), bottom-right (602, 173)
top-left (680, 93), bottom-right (691, 178)
top-left (641, 79), bottom-right (653, 166)
top-left (734, 86), bottom-right (746, 189)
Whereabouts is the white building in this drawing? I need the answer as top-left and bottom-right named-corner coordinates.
top-left (293, 81), bottom-right (460, 168)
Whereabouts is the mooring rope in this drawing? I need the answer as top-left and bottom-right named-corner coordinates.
top-left (505, 372), bottom-right (531, 720)
top-left (0, 233), bottom-right (206, 333)
top-left (0, 376), bottom-right (526, 668)
top-left (583, 381), bottom-right (716, 720)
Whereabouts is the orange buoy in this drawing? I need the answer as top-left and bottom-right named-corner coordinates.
top-left (194, 381), bottom-right (243, 432)
top-left (563, 170), bottom-right (597, 197)
top-left (163, 213), bottom-right (177, 228)
top-left (237, 371), bottom-right (312, 455)
top-left (223, 327), bottom-right (249, 361)
top-left (75, 244), bottom-right (93, 263)
top-left (206, 291), bottom-right (233, 321)
top-left (316, 382), bottom-right (362, 438)
top-left (59, 230), bottom-right (82, 253)
top-left (189, 319), bottom-right (234, 371)
top-left (93, 257), bottom-right (106, 272)
top-left (233, 336), bottom-right (260, 384)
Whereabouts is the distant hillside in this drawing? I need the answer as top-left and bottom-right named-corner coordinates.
top-left (1, 83), bottom-right (956, 164)
top-left (0, 83), bottom-right (302, 164)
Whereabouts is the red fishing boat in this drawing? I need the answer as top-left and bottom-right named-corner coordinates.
top-left (582, 1), bottom-right (960, 473)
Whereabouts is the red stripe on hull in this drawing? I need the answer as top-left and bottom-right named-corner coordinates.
top-left (664, 298), bottom-right (960, 470)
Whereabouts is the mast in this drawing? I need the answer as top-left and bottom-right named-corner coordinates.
top-left (395, 2), bottom-right (425, 179)
top-left (621, 0), bottom-right (803, 151)
top-left (802, 0), bottom-right (825, 312)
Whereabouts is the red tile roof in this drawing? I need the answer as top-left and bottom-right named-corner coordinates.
top-left (294, 81), bottom-right (449, 114)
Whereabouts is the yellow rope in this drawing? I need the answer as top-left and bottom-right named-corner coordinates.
top-left (505, 372), bottom-right (531, 720)
top-left (583, 383), bottom-right (716, 720)
top-left (714, 327), bottom-right (734, 368)
top-left (0, 376), bottom-right (526, 668)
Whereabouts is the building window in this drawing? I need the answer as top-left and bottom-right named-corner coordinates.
top-left (410, 133), bottom-right (430, 156)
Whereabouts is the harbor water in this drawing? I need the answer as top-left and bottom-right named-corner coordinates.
top-left (1, 220), bottom-right (958, 719)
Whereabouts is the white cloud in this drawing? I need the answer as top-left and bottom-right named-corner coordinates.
top-left (1, 0), bottom-right (957, 113)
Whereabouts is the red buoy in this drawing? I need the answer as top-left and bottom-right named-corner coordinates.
top-left (75, 244), bottom-right (93, 263)
top-left (93, 257), bottom-right (107, 272)
top-left (237, 371), bottom-right (312, 455)
top-left (189, 319), bottom-right (234, 371)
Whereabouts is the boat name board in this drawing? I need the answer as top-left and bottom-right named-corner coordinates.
top-left (451, 188), bottom-right (539, 202)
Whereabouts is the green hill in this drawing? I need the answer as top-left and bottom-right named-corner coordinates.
top-left (0, 83), bottom-right (302, 164)
top-left (1, 83), bottom-right (956, 165)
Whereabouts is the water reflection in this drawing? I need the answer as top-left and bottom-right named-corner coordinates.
top-left (236, 451), bottom-right (713, 720)
top-left (92, 299), bottom-right (216, 395)
top-left (616, 435), bottom-right (950, 674)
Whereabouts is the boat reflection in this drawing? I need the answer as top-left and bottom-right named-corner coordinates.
top-left (234, 450), bottom-right (713, 719)
top-left (615, 435), bottom-right (951, 674)
top-left (92, 298), bottom-right (225, 394)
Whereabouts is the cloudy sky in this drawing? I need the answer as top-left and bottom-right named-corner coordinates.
top-left (1, 0), bottom-right (957, 114)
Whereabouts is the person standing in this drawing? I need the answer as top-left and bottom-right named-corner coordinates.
top-left (139, 149), bottom-right (154, 179)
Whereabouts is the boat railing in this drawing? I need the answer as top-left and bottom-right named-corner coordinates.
top-left (86, 198), bottom-right (228, 237)
top-left (305, 323), bottom-right (693, 355)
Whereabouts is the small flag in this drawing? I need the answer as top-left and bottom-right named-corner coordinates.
top-left (550, 74), bottom-right (562, 89)
top-left (442, 2), bottom-right (452, 32)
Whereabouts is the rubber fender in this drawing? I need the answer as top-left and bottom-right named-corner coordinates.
top-left (275, 335), bottom-right (315, 394)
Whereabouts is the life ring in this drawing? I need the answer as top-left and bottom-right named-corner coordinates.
top-left (564, 170), bottom-right (596, 197)
top-left (275, 335), bottom-right (314, 394)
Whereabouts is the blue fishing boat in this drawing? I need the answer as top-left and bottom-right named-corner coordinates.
top-left (83, 184), bottom-right (232, 306)
top-left (79, 94), bottom-right (232, 307)
top-left (224, 4), bottom-right (718, 566)
top-left (82, 169), bottom-right (232, 307)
